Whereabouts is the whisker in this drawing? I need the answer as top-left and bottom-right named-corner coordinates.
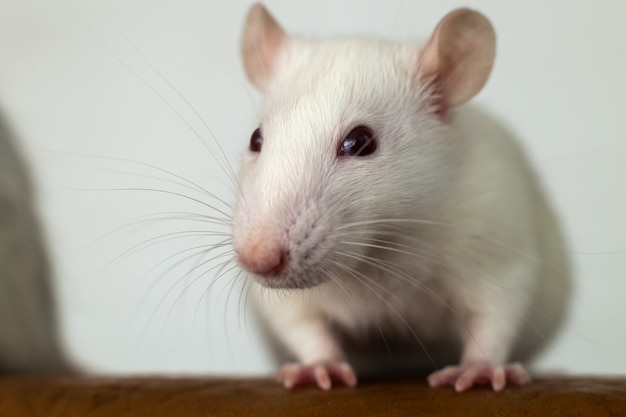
top-left (335, 218), bottom-right (626, 255)
top-left (131, 241), bottom-right (230, 332)
top-left (220, 265), bottom-right (246, 370)
top-left (336, 236), bottom-right (578, 349)
top-left (38, 148), bottom-right (234, 211)
top-left (62, 186), bottom-right (233, 220)
top-left (139, 238), bottom-right (232, 286)
top-left (321, 265), bottom-right (394, 359)
top-left (192, 256), bottom-right (238, 324)
top-left (237, 271), bottom-right (250, 332)
top-left (123, 37), bottom-right (239, 188)
top-left (139, 248), bottom-right (234, 344)
top-left (328, 259), bottom-right (437, 369)
top-left (74, 211), bottom-right (230, 255)
top-left (388, 0), bottom-right (405, 37)
top-left (91, 229), bottom-right (229, 279)
top-left (82, 23), bottom-right (236, 187)
top-left (334, 248), bottom-right (485, 360)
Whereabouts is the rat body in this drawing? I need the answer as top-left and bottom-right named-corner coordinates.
top-left (233, 4), bottom-right (570, 391)
top-left (0, 113), bottom-right (67, 373)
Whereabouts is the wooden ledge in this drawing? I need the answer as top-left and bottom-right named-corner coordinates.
top-left (1, 375), bottom-right (625, 416)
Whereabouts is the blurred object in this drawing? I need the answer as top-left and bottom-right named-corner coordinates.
top-left (0, 112), bottom-right (68, 373)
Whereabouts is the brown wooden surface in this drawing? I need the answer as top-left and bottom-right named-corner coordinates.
top-left (0, 375), bottom-right (625, 416)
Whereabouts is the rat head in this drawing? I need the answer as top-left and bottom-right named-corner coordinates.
top-left (233, 4), bottom-right (495, 289)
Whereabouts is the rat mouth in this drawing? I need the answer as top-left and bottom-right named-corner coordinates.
top-left (245, 265), bottom-right (331, 290)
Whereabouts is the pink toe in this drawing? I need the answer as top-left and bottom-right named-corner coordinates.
top-left (430, 362), bottom-right (532, 392)
top-left (506, 363), bottom-right (531, 386)
top-left (492, 366), bottom-right (506, 391)
top-left (455, 369), bottom-right (477, 392)
top-left (337, 363), bottom-right (357, 387)
top-left (276, 363), bottom-right (303, 389)
top-left (276, 361), bottom-right (357, 390)
top-left (428, 366), bottom-right (463, 387)
top-left (314, 365), bottom-right (332, 390)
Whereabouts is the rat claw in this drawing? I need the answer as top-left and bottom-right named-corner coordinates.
top-left (337, 362), bottom-right (358, 387)
top-left (275, 361), bottom-right (357, 390)
top-left (455, 367), bottom-right (478, 392)
top-left (428, 366), bottom-right (464, 387)
top-left (313, 365), bottom-right (332, 390)
top-left (492, 365), bottom-right (506, 391)
top-left (428, 362), bottom-right (531, 392)
top-left (276, 363), bottom-right (301, 388)
top-left (506, 362), bottom-right (532, 386)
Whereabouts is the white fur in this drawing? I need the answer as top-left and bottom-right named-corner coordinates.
top-left (233, 35), bottom-right (570, 374)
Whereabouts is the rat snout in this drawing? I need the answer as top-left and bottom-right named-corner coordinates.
top-left (236, 230), bottom-right (289, 278)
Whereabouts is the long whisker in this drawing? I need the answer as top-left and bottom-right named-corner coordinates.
top-left (321, 265), bottom-right (393, 358)
top-left (63, 187), bottom-right (233, 220)
top-left (38, 148), bottom-right (233, 211)
top-left (74, 211), bottom-right (230, 255)
top-left (82, 23), bottom-right (236, 187)
top-left (221, 265), bottom-right (248, 371)
top-left (237, 271), bottom-right (251, 332)
top-left (388, 0), bottom-right (405, 37)
top-left (328, 259), bottom-right (437, 369)
top-left (335, 218), bottom-right (626, 255)
top-left (91, 229), bottom-right (229, 279)
top-left (123, 37), bottom-right (239, 187)
top-left (138, 248), bottom-right (234, 343)
top-left (165, 258), bottom-right (239, 335)
top-left (337, 238), bottom-right (551, 344)
top-left (139, 239), bottom-right (232, 286)
top-left (334, 247), bottom-right (485, 359)
top-left (130, 241), bottom-right (230, 334)
top-left (337, 235), bottom-right (579, 348)
top-left (192, 256), bottom-right (238, 324)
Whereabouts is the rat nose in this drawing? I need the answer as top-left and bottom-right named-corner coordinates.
top-left (237, 236), bottom-right (289, 277)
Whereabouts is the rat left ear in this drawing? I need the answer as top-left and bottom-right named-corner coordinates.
top-left (241, 3), bottom-right (287, 93)
top-left (418, 8), bottom-right (496, 112)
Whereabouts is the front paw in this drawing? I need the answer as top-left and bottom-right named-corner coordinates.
top-left (276, 361), bottom-right (357, 390)
top-left (427, 362), bottom-right (531, 392)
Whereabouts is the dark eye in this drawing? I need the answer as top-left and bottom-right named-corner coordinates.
top-left (249, 127), bottom-right (263, 153)
top-left (337, 125), bottom-right (377, 157)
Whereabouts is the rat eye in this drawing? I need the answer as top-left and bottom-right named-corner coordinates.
top-left (249, 127), bottom-right (263, 153)
top-left (337, 126), bottom-right (377, 157)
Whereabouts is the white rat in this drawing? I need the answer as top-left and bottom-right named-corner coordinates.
top-left (233, 4), bottom-right (570, 391)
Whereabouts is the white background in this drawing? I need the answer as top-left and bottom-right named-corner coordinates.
top-left (0, 0), bottom-right (624, 376)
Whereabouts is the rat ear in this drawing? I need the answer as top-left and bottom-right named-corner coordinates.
top-left (418, 8), bottom-right (495, 110)
top-left (241, 3), bottom-right (287, 93)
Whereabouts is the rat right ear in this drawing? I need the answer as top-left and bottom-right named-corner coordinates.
top-left (241, 3), bottom-right (287, 93)
top-left (418, 8), bottom-right (496, 112)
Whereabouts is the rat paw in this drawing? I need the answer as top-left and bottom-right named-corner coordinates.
top-left (276, 361), bottom-right (357, 390)
top-left (427, 362), bottom-right (531, 392)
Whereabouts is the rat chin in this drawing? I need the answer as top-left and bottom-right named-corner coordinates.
top-left (247, 268), bottom-right (332, 290)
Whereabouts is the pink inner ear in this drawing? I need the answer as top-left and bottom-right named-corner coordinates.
top-left (417, 8), bottom-right (496, 113)
top-left (241, 4), bottom-right (287, 93)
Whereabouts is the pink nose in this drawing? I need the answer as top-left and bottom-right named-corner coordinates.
top-left (237, 237), bottom-right (289, 277)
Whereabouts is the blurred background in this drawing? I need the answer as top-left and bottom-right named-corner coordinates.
top-left (0, 0), bottom-right (624, 376)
